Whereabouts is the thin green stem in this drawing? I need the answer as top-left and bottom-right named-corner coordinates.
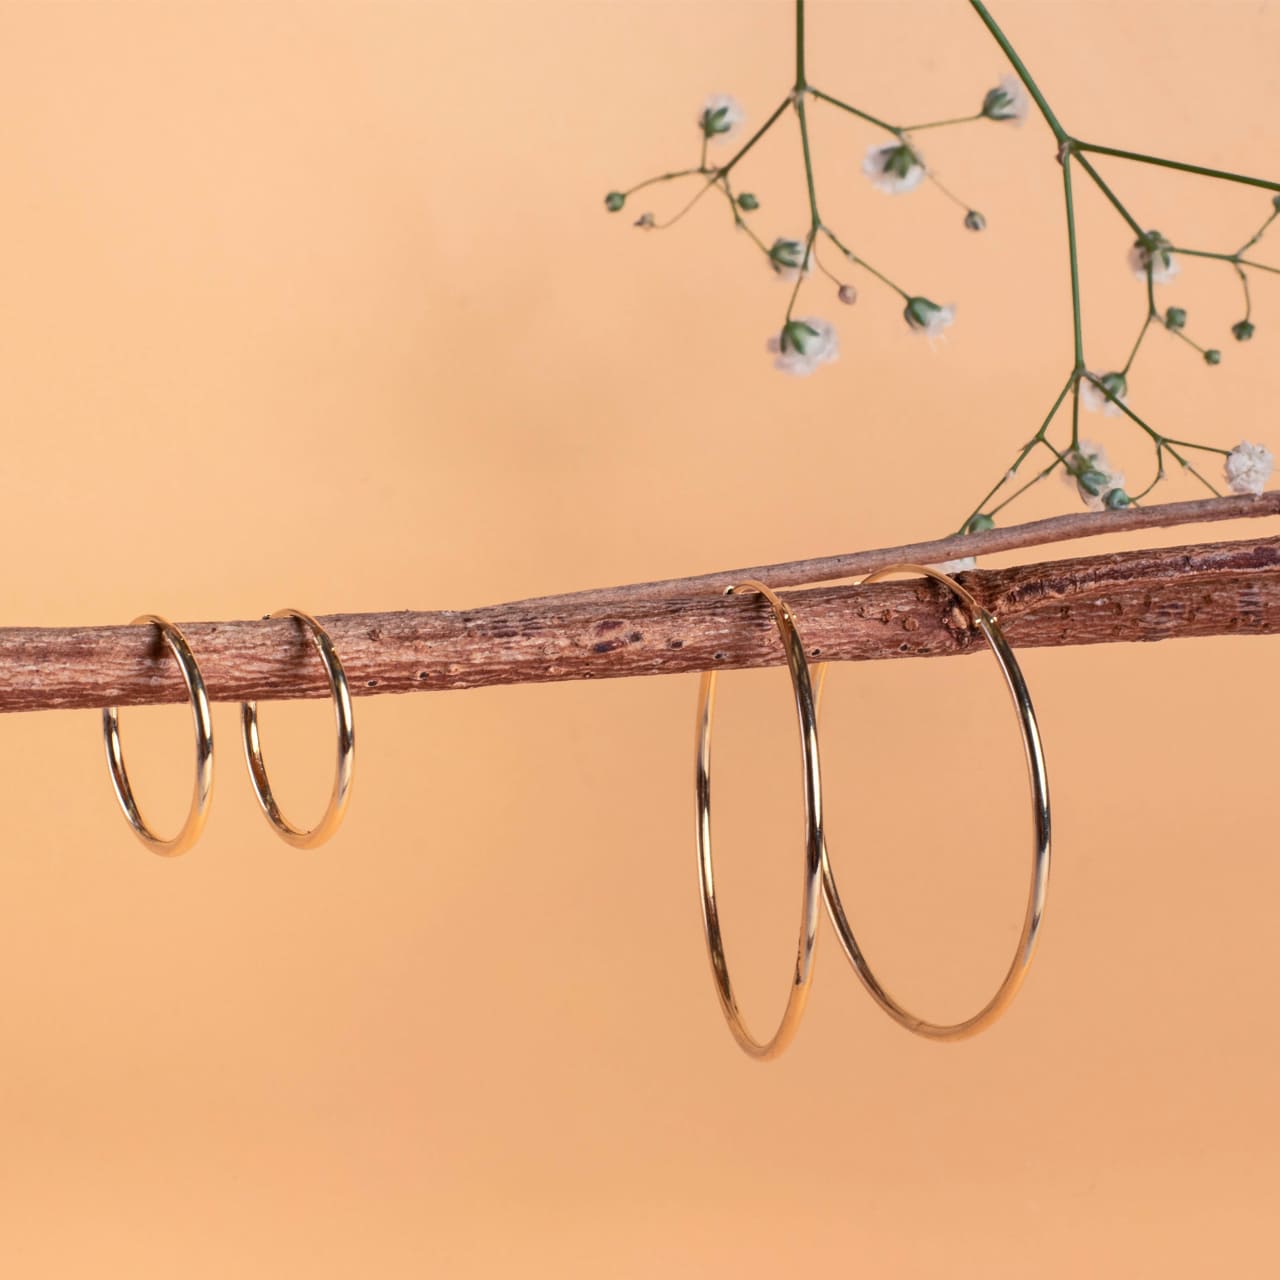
top-left (623, 167), bottom-right (705, 197)
top-left (1062, 156), bottom-right (1085, 372)
top-left (1163, 438), bottom-right (1231, 456)
top-left (795, 96), bottom-right (821, 228)
top-left (719, 97), bottom-right (792, 179)
top-left (1073, 141), bottom-right (1280, 194)
top-left (1238, 209), bottom-right (1278, 256)
top-left (784, 228), bottom-right (818, 322)
top-left (1236, 264), bottom-right (1252, 321)
top-left (1072, 152), bottom-right (1145, 239)
top-left (989, 454), bottom-right (1063, 518)
top-left (824, 226), bottom-right (910, 299)
top-left (956, 371), bottom-right (1074, 531)
top-left (808, 87), bottom-right (899, 136)
top-left (1169, 326), bottom-right (1209, 357)
top-left (966, 0), bottom-right (1069, 142)
top-left (796, 0), bottom-right (805, 88)
top-left (925, 170), bottom-right (973, 213)
top-left (1170, 246), bottom-right (1280, 276)
top-left (1121, 315), bottom-right (1152, 376)
top-left (902, 113), bottom-right (985, 132)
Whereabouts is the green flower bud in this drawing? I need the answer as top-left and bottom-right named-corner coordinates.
top-left (965, 513), bottom-right (996, 534)
top-left (1273, 194), bottom-right (1280, 212)
top-left (963, 209), bottom-right (986, 232)
top-left (1104, 488), bottom-right (1132, 510)
top-left (604, 191), bottom-right (626, 212)
top-left (883, 144), bottom-right (920, 181)
top-left (769, 238), bottom-right (807, 272)
top-left (1164, 306), bottom-right (1187, 330)
top-left (1232, 320), bottom-right (1255, 341)
top-left (980, 78), bottom-right (1026, 122)
top-left (1078, 468), bottom-right (1110, 497)
top-left (736, 192), bottom-right (759, 212)
top-left (1204, 348), bottom-right (1222, 365)
top-left (904, 297), bottom-right (939, 328)
top-left (779, 319), bottom-right (821, 355)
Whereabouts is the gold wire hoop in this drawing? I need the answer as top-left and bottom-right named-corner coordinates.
top-left (816, 563), bottom-right (1052, 1042)
top-left (240, 609), bottom-right (354, 849)
top-left (695, 580), bottom-right (825, 1060)
top-left (102, 615), bottom-right (215, 857)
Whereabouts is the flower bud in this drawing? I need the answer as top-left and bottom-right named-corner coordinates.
top-left (1232, 320), bottom-right (1255, 341)
top-left (1273, 194), bottom-right (1280, 212)
top-left (902, 296), bottom-right (956, 338)
top-left (1103, 488), bottom-right (1132, 510)
top-left (634, 211), bottom-right (656, 230)
top-left (604, 191), bottom-right (626, 212)
top-left (837, 283), bottom-right (858, 305)
top-left (1078, 468), bottom-right (1110, 498)
top-left (779, 319), bottom-right (820, 355)
top-left (1164, 306), bottom-right (1187, 330)
top-left (1204, 348), bottom-right (1222, 365)
top-left (981, 76), bottom-right (1028, 123)
top-left (699, 94), bottom-right (744, 140)
top-left (736, 192), bottom-right (759, 212)
top-left (964, 513), bottom-right (996, 534)
top-left (963, 209), bottom-right (986, 231)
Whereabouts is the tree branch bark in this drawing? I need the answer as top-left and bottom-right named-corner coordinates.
top-left (1, 520), bottom-right (1277, 714)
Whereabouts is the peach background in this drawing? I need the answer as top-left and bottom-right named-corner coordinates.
top-left (2, 2), bottom-right (1278, 1275)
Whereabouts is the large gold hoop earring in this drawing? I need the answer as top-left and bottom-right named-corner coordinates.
top-left (240, 609), bottom-right (354, 849)
top-left (695, 580), bottom-right (825, 1060)
top-left (103, 615), bottom-right (215, 857)
top-left (816, 564), bottom-right (1051, 1041)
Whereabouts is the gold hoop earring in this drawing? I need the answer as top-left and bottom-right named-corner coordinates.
top-left (103, 615), bottom-right (214, 856)
top-left (240, 609), bottom-right (354, 848)
top-left (695, 580), bottom-right (824, 1060)
top-left (816, 564), bottom-right (1051, 1041)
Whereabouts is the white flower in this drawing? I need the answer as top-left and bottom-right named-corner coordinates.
top-left (981, 75), bottom-right (1029, 124)
top-left (862, 141), bottom-right (925, 195)
top-left (1080, 371), bottom-right (1128, 416)
top-left (903, 296), bottom-right (955, 340)
top-left (768, 236), bottom-right (813, 283)
top-left (1224, 441), bottom-right (1274, 495)
top-left (768, 318), bottom-right (839, 377)
top-left (1062, 440), bottom-right (1125, 511)
top-left (1128, 232), bottom-right (1178, 285)
top-left (699, 94), bottom-right (744, 142)
top-left (933, 557), bottom-right (976, 574)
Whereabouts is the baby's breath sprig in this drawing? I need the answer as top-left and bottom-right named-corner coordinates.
top-left (605, 0), bottom-right (1280, 525)
top-left (951, 1), bottom-right (1280, 533)
top-left (603, 2), bottom-right (1022, 378)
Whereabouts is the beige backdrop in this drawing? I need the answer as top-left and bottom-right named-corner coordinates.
top-left (2, 2), bottom-right (1278, 1276)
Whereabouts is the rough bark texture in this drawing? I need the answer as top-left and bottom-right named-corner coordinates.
top-left (1, 534), bottom-right (1277, 714)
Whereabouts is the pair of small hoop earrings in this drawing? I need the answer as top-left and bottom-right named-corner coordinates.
top-left (102, 610), bottom-right (355, 855)
top-left (695, 564), bottom-right (1052, 1057)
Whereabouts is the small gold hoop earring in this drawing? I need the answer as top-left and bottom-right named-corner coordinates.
top-left (815, 563), bottom-right (1051, 1041)
top-left (695, 580), bottom-right (825, 1060)
top-left (240, 609), bottom-right (354, 848)
top-left (103, 615), bottom-right (214, 857)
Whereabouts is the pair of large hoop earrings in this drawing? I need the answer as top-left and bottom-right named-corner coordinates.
top-left (695, 565), bottom-right (1051, 1057)
top-left (102, 609), bottom-right (355, 855)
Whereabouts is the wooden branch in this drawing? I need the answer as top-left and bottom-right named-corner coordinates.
top-left (1, 523), bottom-right (1277, 714)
